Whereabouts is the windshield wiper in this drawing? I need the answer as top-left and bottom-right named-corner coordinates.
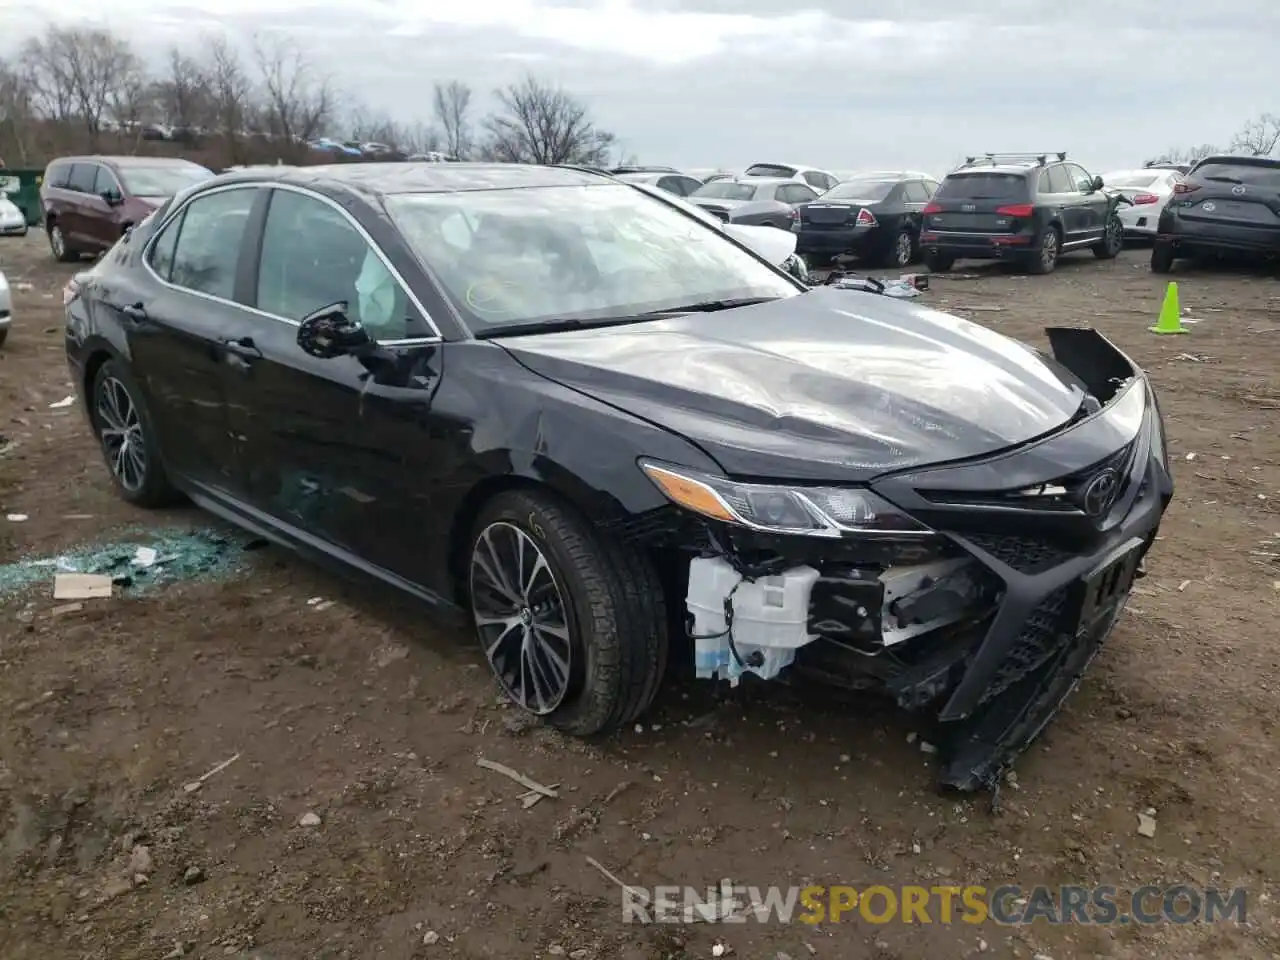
top-left (643, 296), bottom-right (781, 315)
top-left (474, 315), bottom-right (655, 340)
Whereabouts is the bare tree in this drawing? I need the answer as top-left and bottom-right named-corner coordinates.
top-left (1229, 113), bottom-right (1280, 158)
top-left (201, 34), bottom-right (255, 163)
top-left (22, 28), bottom-right (141, 148)
top-left (405, 120), bottom-right (443, 155)
top-left (1149, 143), bottom-right (1220, 166)
top-left (344, 101), bottom-right (405, 148)
top-left (155, 48), bottom-right (209, 130)
top-left (481, 75), bottom-right (616, 166)
top-left (0, 58), bottom-right (37, 165)
top-left (108, 59), bottom-right (153, 151)
top-left (432, 80), bottom-right (472, 159)
top-left (18, 33), bottom-right (75, 122)
top-left (252, 33), bottom-right (332, 146)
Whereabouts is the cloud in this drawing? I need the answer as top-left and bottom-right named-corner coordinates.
top-left (1, 0), bottom-right (1276, 174)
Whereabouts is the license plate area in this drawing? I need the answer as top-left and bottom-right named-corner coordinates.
top-left (1074, 537), bottom-right (1144, 635)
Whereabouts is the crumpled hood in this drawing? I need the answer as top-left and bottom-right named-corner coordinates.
top-left (500, 289), bottom-right (1089, 483)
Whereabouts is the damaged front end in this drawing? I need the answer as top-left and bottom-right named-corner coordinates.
top-left (611, 328), bottom-right (1174, 793)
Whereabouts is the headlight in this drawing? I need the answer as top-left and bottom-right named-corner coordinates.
top-left (640, 460), bottom-right (933, 538)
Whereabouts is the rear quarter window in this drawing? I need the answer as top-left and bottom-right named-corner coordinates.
top-left (45, 162), bottom-right (71, 188)
top-left (936, 173), bottom-right (1026, 200)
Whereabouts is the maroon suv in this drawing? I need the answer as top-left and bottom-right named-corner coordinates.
top-left (39, 155), bottom-right (214, 261)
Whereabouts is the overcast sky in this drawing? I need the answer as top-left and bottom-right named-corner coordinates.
top-left (2, 0), bottom-right (1277, 176)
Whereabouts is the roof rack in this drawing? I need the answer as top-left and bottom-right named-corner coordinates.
top-left (962, 151), bottom-right (1068, 168)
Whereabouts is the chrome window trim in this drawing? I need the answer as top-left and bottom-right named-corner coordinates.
top-left (140, 180), bottom-right (444, 346)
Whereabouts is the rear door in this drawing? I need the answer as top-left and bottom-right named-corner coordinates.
top-left (63, 163), bottom-right (100, 247)
top-left (86, 165), bottom-right (125, 251)
top-left (901, 180), bottom-right (931, 233)
top-left (924, 171), bottom-right (1030, 235)
top-left (123, 184), bottom-right (262, 493)
top-left (1037, 165), bottom-right (1079, 241)
top-left (1177, 159), bottom-right (1280, 244)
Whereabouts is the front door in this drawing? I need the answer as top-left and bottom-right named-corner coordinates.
top-left (1064, 163), bottom-right (1107, 244)
top-left (225, 186), bottom-right (448, 587)
top-left (123, 184), bottom-right (262, 494)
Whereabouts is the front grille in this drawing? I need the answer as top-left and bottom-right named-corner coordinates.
top-left (979, 585), bottom-right (1072, 702)
top-left (920, 441), bottom-right (1137, 514)
top-left (964, 534), bottom-right (1073, 575)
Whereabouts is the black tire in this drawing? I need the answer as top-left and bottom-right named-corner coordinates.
top-left (1024, 225), bottom-right (1060, 275)
top-left (923, 251), bottom-right (954, 272)
top-left (1150, 242), bottom-right (1175, 274)
top-left (468, 489), bottom-right (668, 736)
top-left (881, 229), bottom-right (915, 268)
top-left (47, 222), bottom-right (79, 263)
top-left (1092, 214), bottom-right (1124, 259)
top-left (89, 359), bottom-right (181, 507)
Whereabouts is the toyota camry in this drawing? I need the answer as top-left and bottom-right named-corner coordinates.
top-left (62, 163), bottom-right (1174, 791)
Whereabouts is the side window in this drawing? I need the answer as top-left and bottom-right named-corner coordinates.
top-left (93, 166), bottom-right (120, 195)
top-left (68, 164), bottom-right (98, 194)
top-left (802, 170), bottom-right (827, 190)
top-left (656, 176), bottom-right (682, 195)
top-left (147, 210), bottom-right (184, 282)
top-left (781, 184), bottom-right (817, 204)
top-left (168, 188), bottom-right (257, 300)
top-left (1043, 166), bottom-right (1072, 193)
top-left (903, 181), bottom-right (929, 203)
top-left (1065, 164), bottom-right (1093, 192)
top-left (677, 176), bottom-right (701, 196)
top-left (257, 189), bottom-right (409, 340)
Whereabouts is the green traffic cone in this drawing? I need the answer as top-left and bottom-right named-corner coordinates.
top-left (1150, 282), bottom-right (1188, 335)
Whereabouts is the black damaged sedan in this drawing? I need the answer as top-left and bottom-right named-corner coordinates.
top-left (64, 163), bottom-right (1174, 791)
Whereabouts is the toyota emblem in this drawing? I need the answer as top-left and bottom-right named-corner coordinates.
top-left (1080, 468), bottom-right (1120, 518)
top-left (1231, 184), bottom-right (1246, 196)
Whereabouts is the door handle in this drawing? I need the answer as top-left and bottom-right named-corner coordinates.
top-left (221, 336), bottom-right (262, 359)
top-left (114, 301), bottom-right (147, 322)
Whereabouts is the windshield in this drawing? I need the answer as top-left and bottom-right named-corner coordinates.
top-left (120, 165), bottom-right (214, 197)
top-left (1193, 161), bottom-right (1280, 188)
top-left (385, 184), bottom-right (799, 333)
top-left (935, 173), bottom-right (1024, 200)
top-left (823, 179), bottom-right (895, 201)
top-left (691, 181), bottom-right (758, 201)
top-left (1103, 173), bottom-right (1161, 189)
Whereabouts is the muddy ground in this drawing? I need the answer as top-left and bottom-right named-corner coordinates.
top-left (1, 231), bottom-right (1279, 960)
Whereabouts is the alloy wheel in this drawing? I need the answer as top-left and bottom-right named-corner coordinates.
top-left (50, 226), bottom-right (65, 259)
top-left (1040, 230), bottom-right (1058, 269)
top-left (1106, 216), bottom-right (1123, 255)
top-left (470, 521), bottom-right (573, 715)
top-left (95, 376), bottom-right (147, 492)
top-left (894, 232), bottom-right (912, 266)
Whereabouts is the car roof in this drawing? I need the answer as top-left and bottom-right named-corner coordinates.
top-left (210, 161), bottom-right (609, 196)
top-left (52, 156), bottom-right (205, 168)
top-left (1193, 154), bottom-right (1280, 169)
top-left (714, 177), bottom-right (793, 186)
top-left (746, 162), bottom-right (825, 172)
top-left (948, 164), bottom-right (1036, 176)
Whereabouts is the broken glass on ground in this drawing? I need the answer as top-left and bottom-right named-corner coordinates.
top-left (0, 527), bottom-right (266, 597)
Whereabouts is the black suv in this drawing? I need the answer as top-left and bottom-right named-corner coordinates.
top-left (920, 152), bottom-right (1124, 274)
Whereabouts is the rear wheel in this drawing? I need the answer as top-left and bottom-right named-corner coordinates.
top-left (89, 359), bottom-right (180, 507)
top-left (882, 229), bottom-right (914, 268)
top-left (468, 489), bottom-right (668, 735)
top-left (923, 251), bottom-right (954, 272)
top-left (1092, 214), bottom-right (1124, 259)
top-left (1024, 226), bottom-right (1060, 274)
top-left (1150, 242), bottom-right (1175, 274)
top-left (48, 222), bottom-right (79, 263)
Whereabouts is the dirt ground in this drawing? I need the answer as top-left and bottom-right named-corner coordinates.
top-left (2, 230), bottom-right (1279, 960)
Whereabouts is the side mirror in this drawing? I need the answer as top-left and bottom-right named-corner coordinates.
top-left (1090, 175), bottom-right (1105, 192)
top-left (101, 189), bottom-right (123, 206)
top-left (297, 302), bottom-right (371, 359)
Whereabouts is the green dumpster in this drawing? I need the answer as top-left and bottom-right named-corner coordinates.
top-left (0, 169), bottom-right (45, 226)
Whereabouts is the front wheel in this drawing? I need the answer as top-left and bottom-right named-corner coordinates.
top-left (1092, 215), bottom-right (1124, 259)
top-left (48, 223), bottom-right (79, 263)
top-left (468, 490), bottom-right (668, 735)
top-left (89, 360), bottom-right (180, 506)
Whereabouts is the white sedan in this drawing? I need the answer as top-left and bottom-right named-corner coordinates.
top-left (1101, 168), bottom-right (1181, 238)
top-left (0, 195), bottom-right (27, 237)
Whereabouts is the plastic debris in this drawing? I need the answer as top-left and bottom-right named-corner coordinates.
top-left (53, 573), bottom-right (113, 600)
top-left (49, 395), bottom-right (75, 408)
top-left (6, 513), bottom-right (28, 522)
top-left (1137, 811), bottom-right (1157, 838)
top-left (0, 527), bottom-right (256, 597)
